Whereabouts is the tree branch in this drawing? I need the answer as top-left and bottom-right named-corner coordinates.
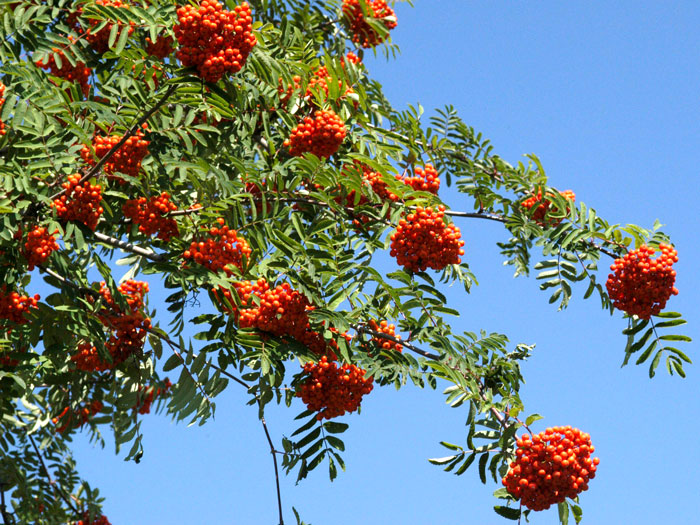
top-left (26, 432), bottom-right (79, 515)
top-left (92, 232), bottom-right (166, 262)
top-left (261, 414), bottom-right (284, 525)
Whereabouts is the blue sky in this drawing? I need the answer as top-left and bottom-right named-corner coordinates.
top-left (68, 1), bottom-right (699, 523)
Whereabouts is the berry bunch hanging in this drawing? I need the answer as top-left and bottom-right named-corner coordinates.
top-left (390, 205), bottom-right (465, 273)
top-left (284, 109), bottom-right (346, 158)
top-left (35, 40), bottom-right (91, 97)
top-left (122, 192), bottom-right (179, 241)
top-left (606, 243), bottom-right (678, 319)
top-left (71, 0), bottom-right (134, 54)
top-left (521, 189), bottom-right (576, 227)
top-left (502, 426), bottom-right (600, 511)
top-left (183, 218), bottom-right (251, 275)
top-left (305, 64), bottom-right (355, 103)
top-left (297, 356), bottom-right (374, 420)
top-left (76, 513), bottom-right (112, 525)
top-left (367, 319), bottom-right (402, 352)
top-left (399, 164), bottom-right (440, 194)
top-left (51, 174), bottom-right (104, 231)
top-left (145, 34), bottom-right (174, 58)
top-left (71, 342), bottom-right (112, 372)
top-left (174, 0), bottom-right (257, 83)
top-left (342, 0), bottom-right (397, 48)
top-left (0, 288), bottom-right (39, 324)
top-left (52, 400), bottom-right (103, 434)
top-left (23, 226), bottom-right (60, 270)
top-left (134, 379), bottom-right (172, 414)
top-left (80, 126), bottom-right (150, 181)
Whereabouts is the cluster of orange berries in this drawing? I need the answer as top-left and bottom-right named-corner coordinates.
top-left (521, 190), bottom-right (576, 227)
top-left (35, 40), bottom-right (91, 97)
top-left (71, 342), bottom-right (113, 372)
top-left (284, 109), bottom-right (346, 158)
top-left (80, 126), bottom-right (150, 180)
top-left (342, 0), bottom-right (397, 48)
top-left (390, 206), bottom-right (465, 273)
top-left (0, 82), bottom-right (6, 135)
top-left (52, 400), bottom-right (103, 434)
top-left (122, 192), bottom-right (179, 241)
top-left (70, 0), bottom-right (134, 54)
top-left (23, 226), bottom-right (60, 271)
top-left (399, 164), bottom-right (440, 194)
top-left (183, 218), bottom-right (251, 275)
top-left (0, 288), bottom-right (39, 324)
top-left (76, 513), bottom-right (111, 525)
top-left (297, 355), bottom-right (374, 420)
top-left (51, 174), bottom-right (104, 231)
top-left (502, 426), bottom-right (600, 511)
top-left (174, 0), bottom-right (257, 83)
top-left (606, 243), bottom-right (678, 319)
top-left (367, 319), bottom-right (402, 352)
top-left (145, 34), bottom-right (174, 58)
top-left (134, 378), bottom-right (172, 414)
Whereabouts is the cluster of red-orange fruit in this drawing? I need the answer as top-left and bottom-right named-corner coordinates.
top-left (390, 205), bottom-right (465, 273)
top-left (22, 226), bottom-right (60, 271)
top-left (342, 0), bottom-right (397, 48)
top-left (122, 192), bottom-right (179, 241)
top-left (297, 355), bottom-right (374, 420)
top-left (52, 400), bottom-right (103, 434)
top-left (71, 342), bottom-right (112, 372)
top-left (134, 378), bottom-right (172, 414)
top-left (145, 34), bottom-right (174, 58)
top-left (76, 513), bottom-right (111, 525)
top-left (0, 82), bottom-right (6, 135)
top-left (174, 0), bottom-right (257, 83)
top-left (0, 288), bottom-right (39, 324)
top-left (69, 0), bottom-right (134, 54)
top-left (183, 218), bottom-right (251, 275)
top-left (399, 164), bottom-right (440, 194)
top-left (80, 126), bottom-right (150, 181)
top-left (284, 109), bottom-right (347, 158)
top-left (502, 426), bottom-right (600, 511)
top-left (606, 243), bottom-right (678, 319)
top-left (51, 174), bottom-right (104, 231)
top-left (521, 189), bottom-right (576, 227)
top-left (367, 319), bottom-right (402, 352)
top-left (35, 39), bottom-right (91, 97)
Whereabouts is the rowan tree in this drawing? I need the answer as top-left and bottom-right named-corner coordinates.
top-left (0, 0), bottom-right (692, 524)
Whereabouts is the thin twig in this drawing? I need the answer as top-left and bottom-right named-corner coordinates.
top-left (26, 432), bottom-right (79, 515)
top-left (92, 232), bottom-right (166, 262)
top-left (261, 415), bottom-right (284, 525)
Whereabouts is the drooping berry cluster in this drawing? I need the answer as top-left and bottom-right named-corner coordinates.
top-left (606, 243), bottom-right (678, 319)
top-left (367, 319), bottom-right (402, 352)
top-left (122, 192), bottom-right (179, 241)
top-left (305, 64), bottom-right (355, 103)
top-left (145, 34), bottom-right (174, 58)
top-left (71, 342), bottom-right (112, 372)
top-left (52, 400), bottom-right (103, 434)
top-left (76, 513), bottom-right (112, 525)
top-left (174, 0), bottom-right (257, 83)
top-left (0, 82), bottom-right (6, 135)
top-left (502, 426), bottom-right (600, 511)
top-left (399, 164), bottom-right (440, 194)
top-left (134, 378), bottom-right (172, 414)
top-left (284, 109), bottom-right (346, 158)
top-left (51, 174), bottom-right (104, 231)
top-left (35, 39), bottom-right (91, 97)
top-left (80, 127), bottom-right (150, 181)
top-left (297, 356), bottom-right (374, 420)
top-left (183, 218), bottom-right (251, 275)
top-left (23, 226), bottom-right (60, 270)
top-left (72, 0), bottom-right (134, 54)
top-left (0, 288), bottom-right (39, 324)
top-left (390, 206), bottom-right (465, 273)
top-left (342, 0), bottom-right (397, 48)
top-left (521, 189), bottom-right (576, 227)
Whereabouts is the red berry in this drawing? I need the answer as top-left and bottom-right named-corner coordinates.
top-left (284, 109), bottom-right (346, 158)
top-left (342, 0), bottom-right (397, 48)
top-left (50, 174), bottom-right (104, 231)
top-left (521, 190), bottom-right (576, 227)
top-left (123, 192), bottom-right (179, 241)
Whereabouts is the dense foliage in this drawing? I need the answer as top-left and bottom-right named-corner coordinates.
top-left (0, 0), bottom-right (691, 523)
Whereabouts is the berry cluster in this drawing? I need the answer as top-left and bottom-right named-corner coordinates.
top-left (122, 192), bottom-right (179, 241)
top-left (390, 206), bottom-right (465, 273)
top-left (277, 75), bottom-right (302, 106)
top-left (606, 243), bottom-right (678, 319)
top-left (51, 174), bottom-right (104, 231)
top-left (183, 218), bottom-right (251, 275)
top-left (0, 82), bottom-right (5, 136)
top-left (367, 319), bottom-right (402, 352)
top-left (502, 426), bottom-right (600, 511)
top-left (76, 513), bottom-right (111, 525)
top-left (52, 400), bottom-right (103, 434)
top-left (35, 39), bottom-right (91, 97)
top-left (297, 356), bottom-right (374, 420)
top-left (72, 0), bottom-right (134, 54)
top-left (23, 226), bottom-right (60, 270)
top-left (145, 34), bottom-right (174, 58)
top-left (80, 126), bottom-right (150, 181)
top-left (296, 326), bottom-right (351, 362)
top-left (174, 0), bottom-right (257, 83)
top-left (134, 378), bottom-right (172, 414)
top-left (0, 288), bottom-right (39, 324)
top-left (71, 342), bottom-right (112, 372)
top-left (284, 109), bottom-right (346, 158)
top-left (342, 0), bottom-right (397, 48)
top-left (305, 64), bottom-right (355, 103)
top-left (399, 164), bottom-right (440, 194)
top-left (521, 189), bottom-right (576, 227)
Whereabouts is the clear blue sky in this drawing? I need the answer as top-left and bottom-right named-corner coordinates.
top-left (69, 1), bottom-right (699, 523)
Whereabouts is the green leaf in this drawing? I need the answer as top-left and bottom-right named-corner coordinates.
top-left (558, 500), bottom-right (569, 525)
top-left (494, 506), bottom-right (521, 520)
